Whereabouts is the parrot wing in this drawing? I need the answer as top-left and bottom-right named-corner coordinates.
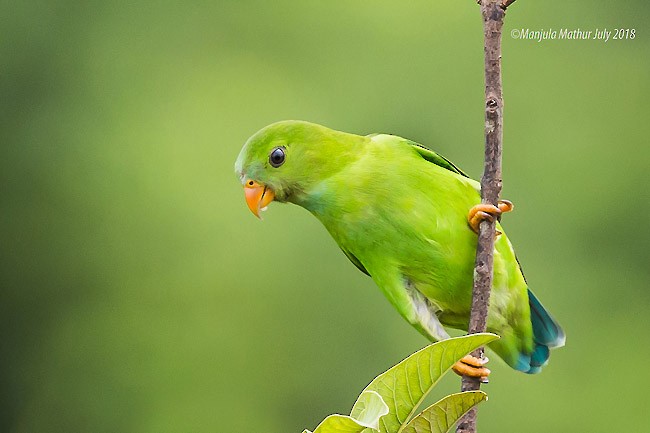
top-left (365, 134), bottom-right (469, 178)
top-left (340, 246), bottom-right (371, 276)
top-left (338, 135), bottom-right (477, 277)
top-left (404, 139), bottom-right (470, 178)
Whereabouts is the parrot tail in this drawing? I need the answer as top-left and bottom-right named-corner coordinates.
top-left (516, 289), bottom-right (566, 374)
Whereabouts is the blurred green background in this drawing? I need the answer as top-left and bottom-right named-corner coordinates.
top-left (2, 1), bottom-right (649, 432)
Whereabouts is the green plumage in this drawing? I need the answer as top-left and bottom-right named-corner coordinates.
top-left (235, 120), bottom-right (564, 373)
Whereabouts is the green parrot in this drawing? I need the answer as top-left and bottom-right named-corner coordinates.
top-left (234, 120), bottom-right (564, 378)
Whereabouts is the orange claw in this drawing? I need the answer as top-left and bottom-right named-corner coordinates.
top-left (452, 355), bottom-right (491, 383)
top-left (497, 199), bottom-right (514, 214)
top-left (467, 199), bottom-right (514, 234)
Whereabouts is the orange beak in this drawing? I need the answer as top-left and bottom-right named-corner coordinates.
top-left (244, 180), bottom-right (275, 218)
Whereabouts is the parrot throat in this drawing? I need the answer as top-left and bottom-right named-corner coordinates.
top-left (287, 180), bottom-right (332, 216)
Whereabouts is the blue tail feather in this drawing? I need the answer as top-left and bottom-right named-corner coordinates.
top-left (528, 289), bottom-right (566, 348)
top-left (516, 289), bottom-right (565, 374)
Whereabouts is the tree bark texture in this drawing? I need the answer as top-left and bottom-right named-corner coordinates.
top-left (456, 1), bottom-right (512, 432)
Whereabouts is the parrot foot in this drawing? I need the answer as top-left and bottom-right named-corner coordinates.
top-left (452, 355), bottom-right (491, 383)
top-left (467, 200), bottom-right (514, 234)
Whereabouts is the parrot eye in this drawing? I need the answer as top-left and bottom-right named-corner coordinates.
top-left (269, 147), bottom-right (286, 168)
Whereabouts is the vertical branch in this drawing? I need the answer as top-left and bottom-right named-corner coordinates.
top-left (456, 1), bottom-right (513, 432)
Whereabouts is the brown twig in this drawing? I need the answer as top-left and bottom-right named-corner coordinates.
top-left (456, 1), bottom-right (511, 433)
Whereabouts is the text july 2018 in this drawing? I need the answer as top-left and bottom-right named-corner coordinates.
top-left (513, 28), bottom-right (636, 42)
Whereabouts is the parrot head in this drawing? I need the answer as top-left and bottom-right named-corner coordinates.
top-left (234, 120), bottom-right (363, 217)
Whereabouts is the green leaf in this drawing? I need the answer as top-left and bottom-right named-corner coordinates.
top-left (401, 391), bottom-right (487, 433)
top-left (352, 390), bottom-right (390, 430)
top-left (307, 390), bottom-right (389, 433)
top-left (350, 333), bottom-right (498, 433)
top-left (309, 414), bottom-right (374, 433)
